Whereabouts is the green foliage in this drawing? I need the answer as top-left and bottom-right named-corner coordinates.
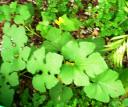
top-left (84, 69), bottom-right (125, 102)
top-left (85, 0), bottom-right (128, 37)
top-left (20, 88), bottom-right (46, 107)
top-left (0, 0), bottom-right (127, 107)
top-left (57, 14), bottom-right (81, 31)
top-left (0, 83), bottom-right (14, 107)
top-left (48, 83), bottom-right (73, 106)
top-left (27, 47), bottom-right (63, 92)
top-left (0, 2), bottom-right (33, 25)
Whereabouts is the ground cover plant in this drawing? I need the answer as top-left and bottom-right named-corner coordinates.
top-left (0, 0), bottom-right (128, 107)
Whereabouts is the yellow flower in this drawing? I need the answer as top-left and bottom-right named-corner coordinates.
top-left (55, 17), bottom-right (64, 25)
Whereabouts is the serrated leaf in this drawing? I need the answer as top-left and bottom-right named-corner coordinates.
top-left (84, 69), bottom-right (125, 102)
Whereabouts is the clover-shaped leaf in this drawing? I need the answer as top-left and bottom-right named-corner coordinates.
top-left (84, 69), bottom-right (125, 102)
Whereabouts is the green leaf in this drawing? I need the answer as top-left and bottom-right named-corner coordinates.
top-left (1, 62), bottom-right (14, 76)
top-left (27, 47), bottom-right (45, 74)
top-left (1, 63), bottom-right (19, 86)
top-left (14, 5), bottom-right (31, 24)
top-left (84, 69), bottom-right (125, 102)
top-left (20, 88), bottom-right (31, 106)
top-left (59, 15), bottom-right (81, 31)
top-left (61, 41), bottom-right (95, 61)
top-left (123, 98), bottom-right (128, 107)
top-left (44, 74), bottom-right (58, 89)
top-left (1, 45), bottom-right (30, 71)
top-left (45, 27), bottom-right (61, 41)
top-left (32, 93), bottom-right (46, 107)
top-left (119, 68), bottom-right (128, 88)
top-left (61, 40), bottom-right (79, 60)
top-left (36, 22), bottom-right (51, 36)
top-left (21, 46), bottom-right (31, 61)
top-left (32, 74), bottom-right (58, 92)
top-left (85, 52), bottom-right (108, 78)
top-left (60, 65), bottom-right (73, 85)
top-left (46, 52), bottom-right (63, 74)
top-left (49, 83), bottom-right (73, 104)
top-left (42, 41), bottom-right (58, 52)
top-left (32, 74), bottom-right (46, 93)
top-left (10, 2), bottom-right (17, 13)
top-left (0, 5), bottom-right (11, 21)
top-left (42, 27), bottom-right (73, 51)
top-left (60, 41), bottom-right (96, 86)
top-left (2, 23), bottom-right (28, 47)
top-left (10, 26), bottom-right (27, 47)
top-left (0, 84), bottom-right (14, 107)
top-left (74, 68), bottom-right (90, 86)
top-left (12, 58), bottom-right (26, 71)
top-left (7, 72), bottom-right (19, 86)
top-left (60, 64), bottom-right (90, 86)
